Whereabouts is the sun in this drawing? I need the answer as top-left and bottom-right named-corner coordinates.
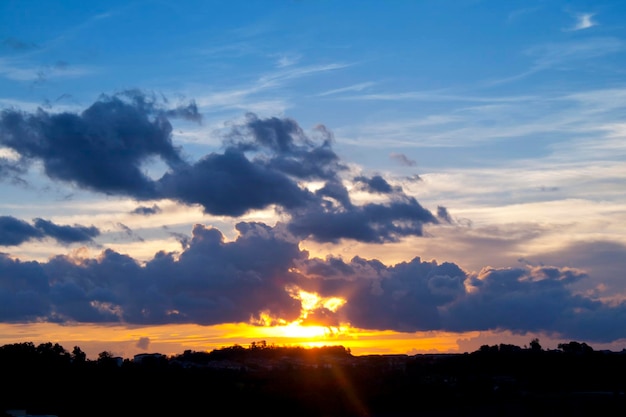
top-left (274, 322), bottom-right (331, 339)
top-left (249, 286), bottom-right (349, 342)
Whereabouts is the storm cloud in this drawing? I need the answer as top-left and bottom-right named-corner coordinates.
top-left (3, 91), bottom-right (621, 343)
top-left (0, 216), bottom-right (100, 246)
top-left (0, 216), bottom-right (42, 246)
top-left (32, 218), bottom-right (100, 245)
top-left (0, 92), bottom-right (440, 243)
top-left (0, 221), bottom-right (624, 343)
top-left (0, 91), bottom-right (191, 197)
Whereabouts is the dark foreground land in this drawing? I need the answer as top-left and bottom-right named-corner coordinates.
top-left (1, 341), bottom-right (625, 416)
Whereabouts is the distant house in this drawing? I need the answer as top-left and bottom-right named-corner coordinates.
top-left (133, 353), bottom-right (166, 364)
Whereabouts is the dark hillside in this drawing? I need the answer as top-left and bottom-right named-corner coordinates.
top-left (1, 341), bottom-right (625, 416)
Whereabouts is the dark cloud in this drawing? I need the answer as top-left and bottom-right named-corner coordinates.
top-left (390, 152), bottom-right (416, 167)
top-left (0, 90), bottom-right (195, 197)
top-left (0, 156), bottom-right (27, 184)
top-left (29, 222), bottom-right (306, 325)
top-left (298, 255), bottom-right (466, 331)
top-left (440, 265), bottom-right (624, 340)
top-left (354, 175), bottom-right (399, 194)
top-left (1, 221), bottom-right (623, 343)
top-left (0, 254), bottom-right (51, 321)
top-left (160, 112), bottom-right (440, 240)
top-left (167, 231), bottom-right (191, 250)
top-left (405, 174), bottom-right (422, 182)
top-left (158, 149), bottom-right (314, 216)
top-left (288, 197), bottom-right (438, 243)
top-left (437, 206), bottom-right (452, 223)
top-left (299, 253), bottom-right (626, 341)
top-left (527, 240), bottom-right (626, 301)
top-left (116, 223), bottom-right (144, 242)
top-left (32, 218), bottom-right (99, 244)
top-left (1, 92), bottom-right (440, 243)
top-left (227, 113), bottom-right (346, 181)
top-left (131, 204), bottom-right (162, 215)
top-left (0, 216), bottom-right (42, 246)
top-left (0, 216), bottom-right (99, 246)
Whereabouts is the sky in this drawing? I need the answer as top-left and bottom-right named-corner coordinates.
top-left (1, 0), bottom-right (626, 359)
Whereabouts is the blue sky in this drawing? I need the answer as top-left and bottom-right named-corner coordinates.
top-left (1, 0), bottom-right (626, 357)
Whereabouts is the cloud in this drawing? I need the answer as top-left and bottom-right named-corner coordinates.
top-left (0, 216), bottom-right (43, 246)
top-left (0, 90), bottom-right (196, 197)
top-left (158, 148), bottom-right (314, 216)
top-left (482, 37), bottom-right (621, 87)
top-left (317, 82), bottom-right (375, 97)
top-left (390, 153), bottom-right (416, 167)
top-left (437, 206), bottom-right (452, 223)
top-left (131, 204), bottom-right (162, 216)
top-left (441, 265), bottom-right (626, 342)
top-left (566, 13), bottom-right (597, 31)
top-left (287, 195), bottom-right (438, 244)
top-left (353, 175), bottom-right (399, 194)
top-left (18, 222), bottom-right (306, 325)
top-left (1, 221), bottom-right (624, 342)
top-left (1, 93), bottom-right (440, 244)
top-left (527, 240), bottom-right (626, 302)
top-left (0, 216), bottom-right (100, 246)
top-left (167, 231), bottom-right (191, 250)
top-left (0, 57), bottom-right (93, 84)
top-left (136, 337), bottom-right (150, 350)
top-left (32, 218), bottom-right (100, 245)
top-left (0, 155), bottom-right (27, 184)
top-left (274, 53), bottom-right (301, 68)
top-left (257, 63), bottom-right (350, 87)
top-left (116, 223), bottom-right (144, 242)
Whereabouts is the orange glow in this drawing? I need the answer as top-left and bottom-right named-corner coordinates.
top-left (248, 286), bottom-right (349, 340)
top-left (3, 289), bottom-right (609, 361)
top-left (0, 321), bottom-right (483, 359)
top-left (285, 286), bottom-right (346, 315)
top-left (4, 321), bottom-right (619, 361)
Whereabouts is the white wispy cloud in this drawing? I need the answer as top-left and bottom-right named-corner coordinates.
top-left (338, 90), bottom-right (537, 103)
top-left (0, 57), bottom-right (94, 82)
top-left (187, 61), bottom-right (350, 117)
top-left (257, 62), bottom-right (351, 87)
top-left (332, 86), bottom-right (626, 201)
top-left (317, 82), bottom-right (376, 97)
top-left (274, 53), bottom-right (302, 68)
top-left (507, 7), bottom-right (542, 23)
top-left (565, 12), bottom-right (597, 31)
top-left (483, 37), bottom-right (622, 87)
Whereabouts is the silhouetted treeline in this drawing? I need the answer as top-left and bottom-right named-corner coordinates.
top-left (1, 340), bottom-right (625, 417)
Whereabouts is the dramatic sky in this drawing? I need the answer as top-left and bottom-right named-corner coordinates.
top-left (1, 0), bottom-right (626, 359)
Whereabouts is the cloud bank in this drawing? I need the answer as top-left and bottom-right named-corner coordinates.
top-left (0, 221), bottom-right (623, 342)
top-left (1, 90), bottom-right (624, 343)
top-left (0, 216), bottom-right (100, 246)
top-left (0, 91), bottom-right (439, 243)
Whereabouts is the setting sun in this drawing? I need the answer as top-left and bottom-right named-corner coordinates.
top-left (248, 287), bottom-right (349, 341)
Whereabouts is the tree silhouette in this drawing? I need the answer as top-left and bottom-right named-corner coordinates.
top-left (529, 338), bottom-right (542, 352)
top-left (71, 345), bottom-right (87, 364)
top-left (557, 341), bottom-right (593, 354)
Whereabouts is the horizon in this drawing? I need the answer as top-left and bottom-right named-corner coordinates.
top-left (1, 0), bottom-right (626, 361)
top-left (4, 336), bottom-right (620, 362)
